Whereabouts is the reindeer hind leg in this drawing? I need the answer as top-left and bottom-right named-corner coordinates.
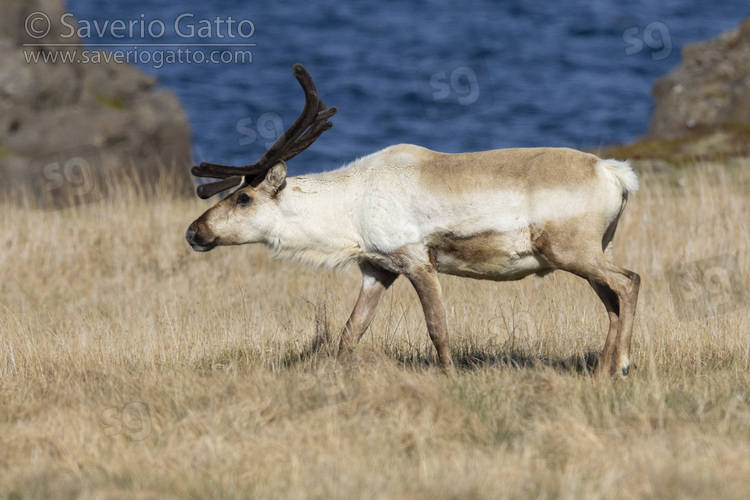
top-left (533, 225), bottom-right (639, 376)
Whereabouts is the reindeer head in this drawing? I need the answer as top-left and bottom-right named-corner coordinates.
top-left (185, 64), bottom-right (336, 252)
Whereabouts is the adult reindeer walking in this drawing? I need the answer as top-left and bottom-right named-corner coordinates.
top-left (186, 64), bottom-right (640, 376)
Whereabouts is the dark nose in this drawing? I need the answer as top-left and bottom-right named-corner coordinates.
top-left (185, 223), bottom-right (217, 252)
top-left (185, 225), bottom-right (198, 244)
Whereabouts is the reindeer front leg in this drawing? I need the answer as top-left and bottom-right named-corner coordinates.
top-left (403, 261), bottom-right (455, 375)
top-left (337, 262), bottom-right (398, 364)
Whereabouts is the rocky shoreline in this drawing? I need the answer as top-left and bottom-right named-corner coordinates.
top-left (600, 17), bottom-right (750, 168)
top-left (0, 0), bottom-right (193, 207)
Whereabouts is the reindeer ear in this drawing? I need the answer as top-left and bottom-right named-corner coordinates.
top-left (263, 161), bottom-right (287, 194)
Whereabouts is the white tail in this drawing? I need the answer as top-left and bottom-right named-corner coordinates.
top-left (598, 158), bottom-right (639, 193)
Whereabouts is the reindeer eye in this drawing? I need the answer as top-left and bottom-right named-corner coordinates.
top-left (236, 192), bottom-right (252, 207)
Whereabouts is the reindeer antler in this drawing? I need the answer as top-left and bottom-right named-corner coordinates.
top-left (191, 64), bottom-right (337, 199)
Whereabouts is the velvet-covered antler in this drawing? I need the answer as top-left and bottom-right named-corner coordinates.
top-left (191, 64), bottom-right (337, 199)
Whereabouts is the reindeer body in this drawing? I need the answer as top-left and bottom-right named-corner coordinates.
top-left (260, 144), bottom-right (631, 277)
top-left (187, 64), bottom-right (640, 376)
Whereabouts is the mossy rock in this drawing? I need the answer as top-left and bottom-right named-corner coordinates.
top-left (597, 122), bottom-right (750, 167)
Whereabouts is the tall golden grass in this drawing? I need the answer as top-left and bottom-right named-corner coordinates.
top-left (2, 160), bottom-right (749, 499)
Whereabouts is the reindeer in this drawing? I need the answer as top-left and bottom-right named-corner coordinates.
top-left (186, 64), bottom-right (640, 376)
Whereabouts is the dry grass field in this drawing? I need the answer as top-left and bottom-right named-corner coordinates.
top-left (2, 160), bottom-right (750, 499)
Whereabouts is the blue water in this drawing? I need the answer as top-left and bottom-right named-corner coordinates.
top-left (66, 1), bottom-right (748, 175)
